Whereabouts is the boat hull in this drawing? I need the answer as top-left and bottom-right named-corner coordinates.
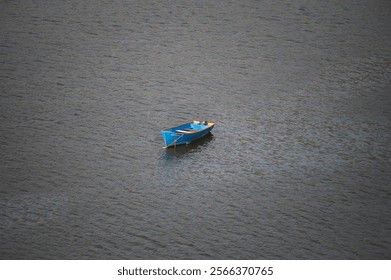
top-left (161, 120), bottom-right (215, 148)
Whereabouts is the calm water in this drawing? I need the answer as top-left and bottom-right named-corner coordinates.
top-left (1, 0), bottom-right (390, 259)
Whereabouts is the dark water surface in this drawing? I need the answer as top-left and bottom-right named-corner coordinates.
top-left (1, 0), bottom-right (390, 259)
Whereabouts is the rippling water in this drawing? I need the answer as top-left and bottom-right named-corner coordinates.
top-left (1, 0), bottom-right (390, 259)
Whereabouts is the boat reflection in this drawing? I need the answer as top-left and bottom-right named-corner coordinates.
top-left (162, 133), bottom-right (214, 159)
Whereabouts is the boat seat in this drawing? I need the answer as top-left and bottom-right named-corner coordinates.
top-left (175, 129), bottom-right (200, 134)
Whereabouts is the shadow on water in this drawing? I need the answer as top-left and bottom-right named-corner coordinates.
top-left (162, 133), bottom-right (214, 159)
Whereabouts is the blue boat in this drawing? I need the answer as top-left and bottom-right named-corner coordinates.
top-left (161, 120), bottom-right (215, 148)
